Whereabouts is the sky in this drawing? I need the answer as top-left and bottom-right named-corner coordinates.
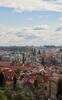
top-left (0, 0), bottom-right (62, 46)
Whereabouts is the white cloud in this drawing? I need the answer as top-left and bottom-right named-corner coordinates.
top-left (56, 17), bottom-right (62, 32)
top-left (0, 0), bottom-right (62, 12)
top-left (59, 17), bottom-right (62, 24)
top-left (0, 24), bottom-right (62, 46)
top-left (0, 25), bottom-right (25, 46)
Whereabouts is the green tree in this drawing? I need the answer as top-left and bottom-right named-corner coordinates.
top-left (0, 91), bottom-right (8, 100)
top-left (12, 93), bottom-right (31, 100)
top-left (4, 89), bottom-right (12, 100)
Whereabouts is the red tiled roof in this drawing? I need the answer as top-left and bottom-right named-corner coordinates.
top-left (0, 61), bottom-right (33, 81)
top-left (0, 61), bottom-right (33, 71)
top-left (0, 62), bottom-right (11, 67)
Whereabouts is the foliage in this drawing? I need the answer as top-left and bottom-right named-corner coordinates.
top-left (12, 92), bottom-right (31, 100)
top-left (4, 89), bottom-right (12, 100)
top-left (0, 90), bottom-right (8, 100)
top-left (15, 69), bottom-right (21, 75)
top-left (0, 88), bottom-right (31, 100)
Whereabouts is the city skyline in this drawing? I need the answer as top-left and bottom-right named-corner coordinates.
top-left (0, 0), bottom-right (62, 46)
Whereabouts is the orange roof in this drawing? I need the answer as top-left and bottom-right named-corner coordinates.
top-left (0, 62), bottom-right (11, 67)
top-left (12, 66), bottom-right (33, 71)
top-left (0, 61), bottom-right (33, 71)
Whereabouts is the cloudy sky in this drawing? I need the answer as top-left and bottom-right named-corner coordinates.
top-left (0, 0), bottom-right (62, 46)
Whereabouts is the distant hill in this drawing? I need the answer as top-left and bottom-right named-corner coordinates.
top-left (44, 45), bottom-right (57, 48)
top-left (0, 46), bottom-right (33, 53)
